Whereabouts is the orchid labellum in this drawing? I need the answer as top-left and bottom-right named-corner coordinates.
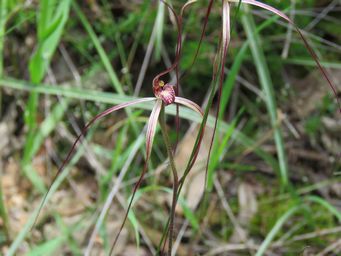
top-left (32, 1), bottom-right (203, 254)
top-left (30, 1), bottom-right (340, 256)
top-left (32, 80), bottom-right (203, 253)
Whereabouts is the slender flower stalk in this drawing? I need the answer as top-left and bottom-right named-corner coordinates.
top-left (32, 1), bottom-right (340, 256)
top-left (157, 0), bottom-right (341, 252)
top-left (28, 3), bottom-right (205, 256)
top-left (31, 86), bottom-right (203, 250)
top-left (159, 104), bottom-right (179, 255)
top-left (197, 0), bottom-right (341, 192)
top-left (109, 79), bottom-right (203, 255)
top-left (205, 0), bottom-right (231, 192)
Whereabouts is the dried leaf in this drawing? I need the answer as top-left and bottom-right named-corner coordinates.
top-left (173, 124), bottom-right (213, 210)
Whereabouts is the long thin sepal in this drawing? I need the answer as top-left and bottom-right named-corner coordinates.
top-left (205, 0), bottom-right (231, 189)
top-left (161, 0), bottom-right (183, 146)
top-left (181, 0), bottom-right (198, 16)
top-left (190, 0), bottom-right (214, 65)
top-left (175, 96), bottom-right (203, 116)
top-left (154, 1), bottom-right (182, 81)
top-left (230, 0), bottom-right (341, 113)
top-left (146, 99), bottom-right (163, 159)
top-left (109, 99), bottom-right (163, 255)
top-left (31, 98), bottom-right (156, 229)
top-left (181, 0), bottom-right (214, 78)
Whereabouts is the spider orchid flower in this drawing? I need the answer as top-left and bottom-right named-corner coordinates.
top-left (32, 2), bottom-right (203, 255)
top-left (31, 73), bottom-right (204, 256)
top-left (106, 78), bottom-right (204, 252)
top-left (33, 80), bottom-right (203, 224)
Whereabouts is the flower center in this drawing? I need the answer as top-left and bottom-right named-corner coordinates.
top-left (159, 80), bottom-right (165, 87)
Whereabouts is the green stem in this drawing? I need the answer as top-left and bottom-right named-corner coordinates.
top-left (0, 0), bottom-right (10, 242)
top-left (0, 169), bottom-right (10, 241)
top-left (0, 0), bottom-right (6, 76)
top-left (159, 104), bottom-right (179, 256)
top-left (157, 50), bottom-right (220, 253)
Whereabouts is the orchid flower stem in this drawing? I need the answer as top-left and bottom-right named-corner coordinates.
top-left (156, 42), bottom-right (221, 254)
top-left (159, 104), bottom-right (179, 256)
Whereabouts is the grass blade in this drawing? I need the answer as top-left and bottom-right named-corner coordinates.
top-left (72, 2), bottom-right (123, 94)
top-left (255, 205), bottom-right (301, 256)
top-left (0, 173), bottom-right (10, 241)
top-left (0, 0), bottom-right (7, 76)
top-left (85, 132), bottom-right (145, 255)
top-left (208, 113), bottom-right (240, 190)
top-left (22, 99), bottom-right (69, 193)
top-left (110, 99), bottom-right (162, 254)
top-left (0, 77), bottom-right (278, 168)
top-left (6, 127), bottom-right (97, 256)
top-left (0, 0), bottom-right (10, 242)
top-left (241, 4), bottom-right (289, 187)
top-left (23, 0), bottom-right (71, 192)
top-left (154, 1), bottom-right (165, 62)
top-left (27, 237), bottom-right (65, 256)
top-left (306, 196), bottom-right (341, 222)
top-left (32, 98), bottom-right (155, 230)
top-left (236, 0), bottom-right (341, 112)
top-left (29, 0), bottom-right (71, 83)
top-left (205, 0), bottom-right (231, 186)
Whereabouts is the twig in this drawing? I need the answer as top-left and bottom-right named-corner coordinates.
top-left (84, 130), bottom-right (146, 256)
top-left (133, 4), bottom-right (158, 96)
top-left (172, 220), bottom-right (189, 256)
top-left (116, 193), bottom-right (156, 255)
top-left (305, 0), bottom-right (338, 31)
top-left (286, 226), bottom-right (341, 243)
top-left (214, 177), bottom-right (254, 255)
top-left (316, 238), bottom-right (341, 256)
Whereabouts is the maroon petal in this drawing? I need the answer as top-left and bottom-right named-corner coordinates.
top-left (174, 97), bottom-right (203, 116)
top-left (153, 79), bottom-right (175, 105)
top-left (159, 84), bottom-right (175, 105)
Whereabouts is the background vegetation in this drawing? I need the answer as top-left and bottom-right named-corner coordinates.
top-left (0, 0), bottom-right (340, 255)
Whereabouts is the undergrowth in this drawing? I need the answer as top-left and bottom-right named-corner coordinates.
top-left (0, 0), bottom-right (340, 255)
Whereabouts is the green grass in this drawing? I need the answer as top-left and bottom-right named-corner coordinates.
top-left (255, 205), bottom-right (302, 256)
top-left (72, 2), bottom-right (124, 95)
top-left (0, 1), bottom-right (340, 255)
top-left (0, 0), bottom-right (10, 243)
top-left (22, 0), bottom-right (71, 192)
top-left (241, 4), bottom-right (289, 188)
